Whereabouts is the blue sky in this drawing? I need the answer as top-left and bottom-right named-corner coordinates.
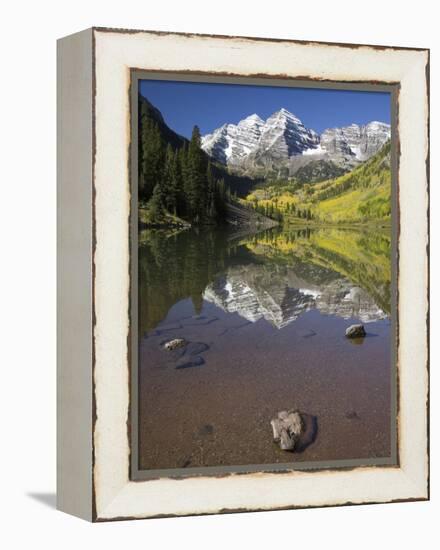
top-left (139, 79), bottom-right (391, 139)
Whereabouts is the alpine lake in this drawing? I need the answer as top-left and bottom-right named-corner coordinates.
top-left (137, 224), bottom-right (393, 471)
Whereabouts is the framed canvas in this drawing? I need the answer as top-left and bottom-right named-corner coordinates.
top-left (57, 27), bottom-right (429, 522)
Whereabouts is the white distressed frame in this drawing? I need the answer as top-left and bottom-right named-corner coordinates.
top-left (92, 29), bottom-right (429, 520)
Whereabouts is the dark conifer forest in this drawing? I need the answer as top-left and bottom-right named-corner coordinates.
top-left (139, 98), bottom-right (231, 225)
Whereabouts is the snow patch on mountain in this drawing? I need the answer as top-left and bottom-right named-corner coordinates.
top-left (303, 144), bottom-right (325, 156)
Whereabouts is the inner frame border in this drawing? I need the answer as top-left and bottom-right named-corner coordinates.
top-left (129, 70), bottom-right (400, 481)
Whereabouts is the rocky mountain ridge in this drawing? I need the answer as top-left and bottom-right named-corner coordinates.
top-left (201, 108), bottom-right (390, 177)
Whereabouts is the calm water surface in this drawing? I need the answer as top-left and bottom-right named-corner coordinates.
top-left (138, 225), bottom-right (393, 471)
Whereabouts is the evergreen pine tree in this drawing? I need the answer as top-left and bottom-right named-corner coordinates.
top-left (139, 117), bottom-right (165, 201)
top-left (178, 144), bottom-right (189, 216)
top-left (186, 126), bottom-right (207, 222)
top-left (146, 183), bottom-right (165, 223)
top-left (162, 144), bottom-right (176, 214)
top-left (206, 162), bottom-right (217, 220)
top-left (171, 149), bottom-right (182, 216)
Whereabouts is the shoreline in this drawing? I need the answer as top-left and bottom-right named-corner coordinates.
top-left (139, 219), bottom-right (392, 231)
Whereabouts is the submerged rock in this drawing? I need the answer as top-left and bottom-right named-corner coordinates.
top-left (184, 315), bottom-right (218, 326)
top-left (298, 329), bottom-right (317, 339)
top-left (155, 322), bottom-right (182, 334)
top-left (163, 338), bottom-right (187, 351)
top-left (186, 342), bottom-right (210, 356)
top-left (271, 410), bottom-right (304, 451)
top-left (198, 424), bottom-right (214, 436)
top-left (345, 324), bottom-right (366, 338)
top-left (175, 356), bottom-right (205, 370)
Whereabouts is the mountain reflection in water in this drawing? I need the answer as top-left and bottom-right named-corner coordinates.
top-left (138, 225), bottom-right (391, 334)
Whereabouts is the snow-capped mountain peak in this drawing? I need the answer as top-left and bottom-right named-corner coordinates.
top-left (201, 112), bottom-right (265, 164)
top-left (320, 121), bottom-right (391, 162)
top-left (239, 113), bottom-right (265, 125)
top-left (271, 107), bottom-right (302, 124)
top-left (201, 109), bottom-right (390, 172)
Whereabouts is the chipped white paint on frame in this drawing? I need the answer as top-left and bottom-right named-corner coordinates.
top-left (93, 29), bottom-right (429, 519)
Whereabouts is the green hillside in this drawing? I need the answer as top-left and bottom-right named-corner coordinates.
top-left (244, 141), bottom-right (392, 225)
top-left (293, 159), bottom-right (348, 185)
top-left (308, 141), bottom-right (391, 223)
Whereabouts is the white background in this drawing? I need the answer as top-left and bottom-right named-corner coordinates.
top-left (0, 1), bottom-right (437, 548)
